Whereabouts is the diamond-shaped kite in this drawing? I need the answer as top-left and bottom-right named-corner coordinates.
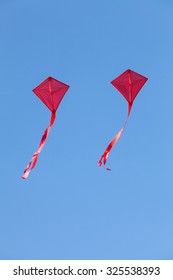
top-left (22, 77), bottom-right (70, 179)
top-left (98, 69), bottom-right (148, 170)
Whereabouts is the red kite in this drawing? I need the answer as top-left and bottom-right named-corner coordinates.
top-left (22, 77), bottom-right (70, 179)
top-left (98, 69), bottom-right (148, 170)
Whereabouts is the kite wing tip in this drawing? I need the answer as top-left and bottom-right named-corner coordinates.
top-left (21, 171), bottom-right (29, 180)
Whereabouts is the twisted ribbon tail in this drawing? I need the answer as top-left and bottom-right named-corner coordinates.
top-left (21, 111), bottom-right (56, 179)
top-left (98, 103), bottom-right (132, 170)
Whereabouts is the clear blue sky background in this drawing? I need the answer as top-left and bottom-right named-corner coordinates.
top-left (0, 0), bottom-right (173, 260)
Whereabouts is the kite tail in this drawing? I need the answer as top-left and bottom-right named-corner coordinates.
top-left (21, 111), bottom-right (56, 179)
top-left (98, 103), bottom-right (132, 170)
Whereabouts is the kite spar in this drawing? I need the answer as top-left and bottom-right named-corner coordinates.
top-left (98, 69), bottom-right (148, 170)
top-left (22, 77), bottom-right (70, 179)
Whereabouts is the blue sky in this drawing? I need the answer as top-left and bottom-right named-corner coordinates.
top-left (0, 0), bottom-right (173, 260)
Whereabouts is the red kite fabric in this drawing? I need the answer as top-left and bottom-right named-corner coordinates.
top-left (98, 69), bottom-right (148, 170)
top-left (22, 77), bottom-right (70, 179)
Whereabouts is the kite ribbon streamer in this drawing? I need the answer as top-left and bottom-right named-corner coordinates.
top-left (21, 111), bottom-right (56, 179)
top-left (98, 103), bottom-right (132, 170)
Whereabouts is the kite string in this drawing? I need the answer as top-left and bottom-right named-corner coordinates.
top-left (21, 111), bottom-right (56, 179)
top-left (98, 103), bottom-right (132, 170)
